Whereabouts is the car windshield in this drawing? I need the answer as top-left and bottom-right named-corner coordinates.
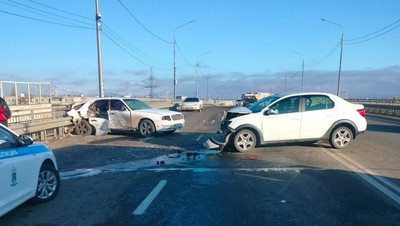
top-left (184, 98), bottom-right (199, 102)
top-left (248, 96), bottom-right (280, 113)
top-left (123, 99), bottom-right (151, 110)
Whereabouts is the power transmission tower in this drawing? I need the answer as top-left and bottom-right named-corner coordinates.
top-left (144, 67), bottom-right (158, 98)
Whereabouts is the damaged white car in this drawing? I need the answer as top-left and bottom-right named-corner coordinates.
top-left (205, 92), bottom-right (367, 152)
top-left (67, 98), bottom-right (185, 137)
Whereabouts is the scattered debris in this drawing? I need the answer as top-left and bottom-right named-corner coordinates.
top-left (246, 155), bottom-right (262, 160)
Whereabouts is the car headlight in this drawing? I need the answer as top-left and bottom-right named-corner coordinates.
top-left (162, 116), bottom-right (172, 121)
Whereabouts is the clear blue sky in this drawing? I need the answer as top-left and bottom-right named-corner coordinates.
top-left (0, 0), bottom-right (399, 99)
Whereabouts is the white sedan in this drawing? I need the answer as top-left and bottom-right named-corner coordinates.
top-left (68, 98), bottom-right (185, 137)
top-left (205, 92), bottom-right (367, 152)
top-left (180, 97), bottom-right (203, 111)
top-left (0, 124), bottom-right (60, 217)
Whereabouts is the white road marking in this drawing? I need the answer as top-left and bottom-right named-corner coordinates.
top-left (321, 148), bottom-right (400, 206)
top-left (337, 152), bottom-right (400, 195)
top-left (133, 180), bottom-right (167, 215)
top-left (196, 134), bottom-right (204, 142)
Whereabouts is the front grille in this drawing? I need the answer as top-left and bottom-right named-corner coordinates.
top-left (226, 112), bottom-right (248, 120)
top-left (171, 114), bottom-right (184, 120)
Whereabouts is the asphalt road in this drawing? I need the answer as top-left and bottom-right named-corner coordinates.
top-left (1, 106), bottom-right (400, 225)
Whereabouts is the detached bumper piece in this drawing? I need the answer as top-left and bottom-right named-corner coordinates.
top-left (203, 134), bottom-right (231, 151)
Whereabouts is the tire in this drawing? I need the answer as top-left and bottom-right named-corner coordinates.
top-left (31, 164), bottom-right (60, 204)
top-left (75, 120), bottom-right (92, 136)
top-left (139, 119), bottom-right (156, 137)
top-left (233, 129), bottom-right (257, 152)
top-left (330, 126), bottom-right (353, 149)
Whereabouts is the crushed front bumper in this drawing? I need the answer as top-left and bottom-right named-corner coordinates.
top-left (203, 133), bottom-right (232, 151)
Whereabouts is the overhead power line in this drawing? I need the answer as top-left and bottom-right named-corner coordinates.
top-left (0, 9), bottom-right (94, 30)
top-left (346, 18), bottom-right (400, 42)
top-left (27, 0), bottom-right (92, 20)
top-left (307, 40), bottom-right (341, 68)
top-left (345, 24), bottom-right (400, 45)
top-left (176, 41), bottom-right (194, 67)
top-left (4, 0), bottom-right (92, 27)
top-left (102, 30), bottom-right (172, 70)
top-left (345, 18), bottom-right (400, 45)
top-left (102, 22), bottom-right (171, 67)
top-left (117, 0), bottom-right (172, 44)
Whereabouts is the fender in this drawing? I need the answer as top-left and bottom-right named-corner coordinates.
top-left (323, 119), bottom-right (359, 139)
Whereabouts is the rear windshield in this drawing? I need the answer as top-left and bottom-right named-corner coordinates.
top-left (184, 98), bottom-right (199, 102)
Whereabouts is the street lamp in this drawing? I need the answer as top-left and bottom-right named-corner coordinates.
top-left (290, 50), bottom-right (304, 92)
top-left (196, 51), bottom-right (210, 98)
top-left (321, 18), bottom-right (344, 96)
top-left (173, 20), bottom-right (196, 99)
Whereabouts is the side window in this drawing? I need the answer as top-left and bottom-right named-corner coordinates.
top-left (110, 100), bottom-right (126, 111)
top-left (88, 100), bottom-right (109, 119)
top-left (0, 128), bottom-right (16, 149)
top-left (305, 96), bottom-right (335, 111)
top-left (270, 97), bottom-right (299, 114)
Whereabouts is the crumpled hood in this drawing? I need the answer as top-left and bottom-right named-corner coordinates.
top-left (225, 106), bottom-right (252, 120)
top-left (227, 106), bottom-right (252, 114)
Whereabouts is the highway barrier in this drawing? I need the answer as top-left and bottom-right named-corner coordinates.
top-left (349, 99), bottom-right (400, 117)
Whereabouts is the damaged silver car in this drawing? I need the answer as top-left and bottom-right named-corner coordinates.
top-left (67, 98), bottom-right (185, 137)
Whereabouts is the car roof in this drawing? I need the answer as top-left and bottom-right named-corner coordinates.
top-left (272, 92), bottom-right (337, 98)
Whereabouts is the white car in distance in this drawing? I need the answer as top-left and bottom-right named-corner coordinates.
top-left (205, 92), bottom-right (367, 152)
top-left (180, 97), bottom-right (203, 111)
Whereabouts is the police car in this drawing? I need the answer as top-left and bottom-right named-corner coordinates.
top-left (0, 124), bottom-right (60, 217)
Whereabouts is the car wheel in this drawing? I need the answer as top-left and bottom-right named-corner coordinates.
top-left (75, 120), bottom-right (92, 136)
top-left (31, 164), bottom-right (60, 204)
top-left (233, 129), bottom-right (256, 152)
top-left (330, 126), bottom-right (353, 149)
top-left (139, 119), bottom-right (156, 137)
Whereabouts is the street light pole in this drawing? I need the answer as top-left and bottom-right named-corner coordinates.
top-left (321, 18), bottom-right (344, 96)
top-left (95, 0), bottom-right (104, 97)
top-left (290, 50), bottom-right (304, 92)
top-left (196, 51), bottom-right (210, 98)
top-left (173, 20), bottom-right (196, 100)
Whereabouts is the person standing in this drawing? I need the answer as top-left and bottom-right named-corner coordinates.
top-left (0, 97), bottom-right (12, 127)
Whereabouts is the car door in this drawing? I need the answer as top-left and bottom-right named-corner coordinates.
top-left (0, 128), bottom-right (36, 214)
top-left (87, 100), bottom-right (110, 134)
top-left (108, 100), bottom-right (131, 130)
top-left (299, 95), bottom-right (337, 139)
top-left (262, 96), bottom-right (301, 141)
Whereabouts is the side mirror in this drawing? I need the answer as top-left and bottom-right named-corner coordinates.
top-left (121, 105), bottom-right (127, 111)
top-left (19, 134), bottom-right (33, 146)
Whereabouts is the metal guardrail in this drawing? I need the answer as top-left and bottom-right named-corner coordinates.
top-left (10, 118), bottom-right (73, 141)
top-left (349, 99), bottom-right (400, 117)
top-left (362, 104), bottom-right (400, 117)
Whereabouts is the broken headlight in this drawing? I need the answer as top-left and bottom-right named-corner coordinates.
top-left (162, 116), bottom-right (172, 121)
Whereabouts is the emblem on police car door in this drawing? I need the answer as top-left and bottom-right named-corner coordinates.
top-left (11, 167), bottom-right (17, 186)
